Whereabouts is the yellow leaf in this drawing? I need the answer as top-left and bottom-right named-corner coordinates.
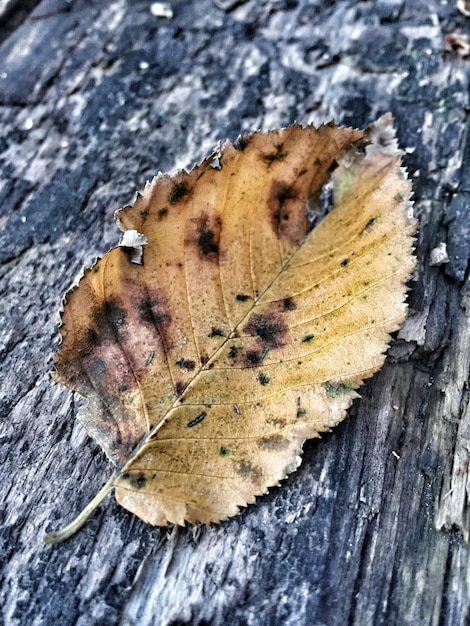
top-left (45, 115), bottom-right (415, 543)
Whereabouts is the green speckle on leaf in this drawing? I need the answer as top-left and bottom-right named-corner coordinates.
top-left (325, 380), bottom-right (354, 398)
top-left (258, 372), bottom-right (270, 386)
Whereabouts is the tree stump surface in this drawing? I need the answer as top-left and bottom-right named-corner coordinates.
top-left (1, 1), bottom-right (469, 624)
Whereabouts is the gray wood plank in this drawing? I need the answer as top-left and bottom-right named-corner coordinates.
top-left (1, 1), bottom-right (469, 624)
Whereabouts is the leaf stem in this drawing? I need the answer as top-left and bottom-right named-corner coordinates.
top-left (44, 472), bottom-right (117, 544)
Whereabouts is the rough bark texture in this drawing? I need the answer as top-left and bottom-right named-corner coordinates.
top-left (1, 1), bottom-right (469, 625)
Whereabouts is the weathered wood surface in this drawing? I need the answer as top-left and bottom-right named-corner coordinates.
top-left (1, 0), bottom-right (469, 624)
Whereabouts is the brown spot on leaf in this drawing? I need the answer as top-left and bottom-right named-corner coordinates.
top-left (158, 207), bottom-right (169, 220)
top-left (236, 294), bottom-right (251, 302)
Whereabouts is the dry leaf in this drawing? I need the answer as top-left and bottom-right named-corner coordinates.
top-left (45, 115), bottom-right (416, 543)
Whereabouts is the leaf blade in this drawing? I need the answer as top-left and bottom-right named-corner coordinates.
top-left (52, 116), bottom-right (415, 533)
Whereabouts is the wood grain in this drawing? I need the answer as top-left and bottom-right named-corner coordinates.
top-left (1, 0), bottom-right (469, 624)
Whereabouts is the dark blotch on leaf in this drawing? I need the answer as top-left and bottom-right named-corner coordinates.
top-left (236, 294), bottom-right (251, 302)
top-left (168, 181), bottom-right (190, 204)
top-left (263, 143), bottom-right (288, 163)
top-left (341, 258), bottom-right (349, 267)
top-left (276, 184), bottom-right (297, 206)
top-left (129, 473), bottom-right (147, 490)
top-left (158, 207), bottom-right (168, 220)
top-left (283, 297), bottom-right (296, 311)
top-left (245, 350), bottom-right (263, 367)
top-left (228, 345), bottom-right (241, 360)
top-left (197, 217), bottom-right (219, 256)
top-left (139, 298), bottom-right (171, 327)
top-left (296, 408), bottom-right (307, 418)
top-left (302, 333), bottom-right (315, 343)
top-left (219, 445), bottom-right (230, 456)
top-left (176, 381), bottom-right (187, 396)
top-left (84, 327), bottom-right (100, 346)
top-left (209, 327), bottom-right (224, 338)
top-left (176, 359), bottom-right (196, 371)
top-left (93, 300), bottom-right (126, 332)
top-left (200, 354), bottom-right (209, 365)
top-left (244, 313), bottom-right (287, 349)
